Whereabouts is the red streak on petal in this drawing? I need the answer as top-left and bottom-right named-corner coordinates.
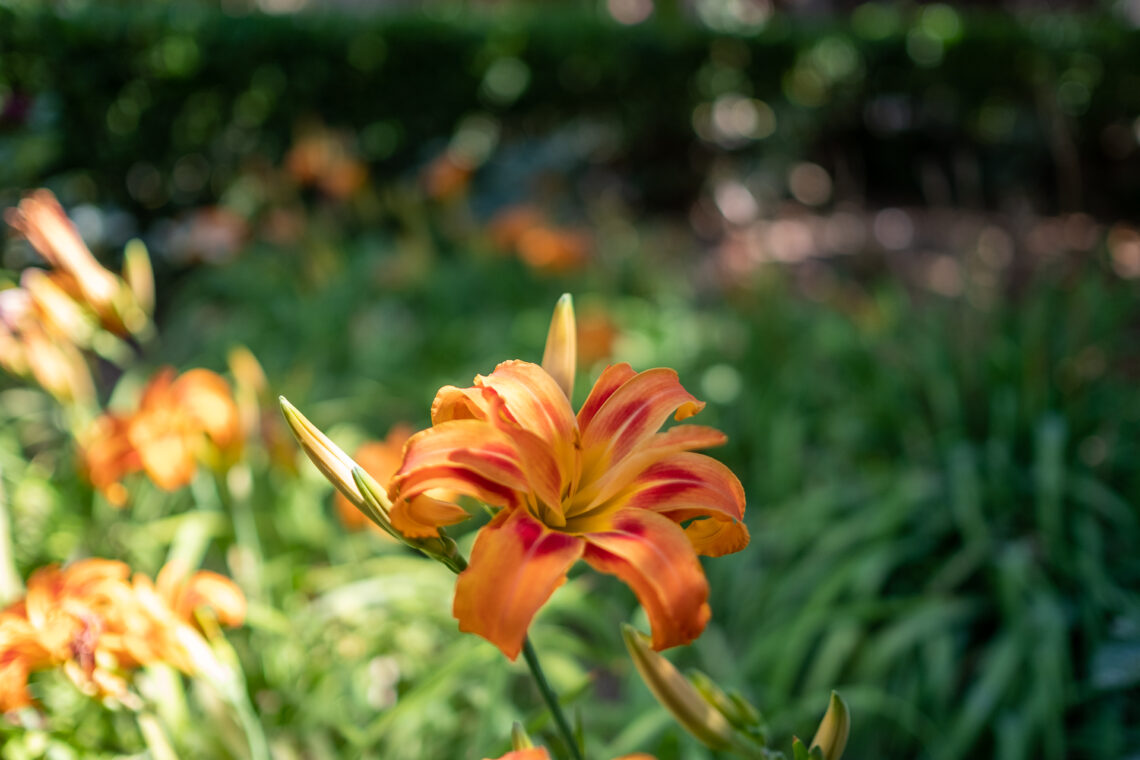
top-left (613, 514), bottom-right (646, 536)
top-left (643, 464), bottom-right (702, 482)
top-left (634, 482), bottom-right (699, 503)
top-left (515, 516), bottom-right (580, 556)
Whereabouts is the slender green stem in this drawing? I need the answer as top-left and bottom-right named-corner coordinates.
top-left (136, 709), bottom-right (180, 760)
top-left (0, 463), bottom-right (23, 606)
top-left (521, 637), bottom-right (583, 760)
top-left (233, 694), bottom-right (271, 760)
top-left (207, 468), bottom-right (264, 599)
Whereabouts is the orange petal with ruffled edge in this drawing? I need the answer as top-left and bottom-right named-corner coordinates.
top-left (576, 362), bottom-right (638, 431)
top-left (393, 419), bottom-right (529, 508)
top-left (454, 508), bottom-right (585, 660)
top-left (579, 369), bottom-right (705, 476)
top-left (621, 452), bottom-right (749, 557)
top-left (582, 509), bottom-right (710, 651)
top-left (484, 407), bottom-right (568, 525)
top-left (431, 384), bottom-right (494, 424)
top-left (390, 493), bottom-right (470, 538)
top-left (476, 361), bottom-right (576, 462)
top-left (478, 361), bottom-right (577, 439)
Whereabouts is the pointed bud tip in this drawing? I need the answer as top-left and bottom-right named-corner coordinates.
top-left (809, 691), bottom-right (850, 760)
top-left (510, 722), bottom-right (535, 750)
top-left (277, 396), bottom-right (363, 508)
top-left (541, 293), bottom-right (577, 401)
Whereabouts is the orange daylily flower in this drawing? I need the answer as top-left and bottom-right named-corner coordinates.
top-left (81, 367), bottom-right (242, 506)
top-left (387, 295), bottom-right (749, 660)
top-left (0, 559), bottom-right (244, 713)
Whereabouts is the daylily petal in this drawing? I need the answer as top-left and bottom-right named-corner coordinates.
top-left (566, 425), bottom-right (727, 517)
top-left (6, 190), bottom-right (121, 316)
top-left (476, 361), bottom-right (577, 456)
top-left (173, 369), bottom-right (241, 451)
top-left (139, 367), bottom-right (177, 407)
top-left (431, 384), bottom-right (494, 424)
top-left (389, 493), bottom-right (470, 538)
top-left (675, 516), bottom-right (750, 558)
top-left (620, 452), bottom-right (749, 557)
top-left (135, 431), bottom-right (196, 491)
top-left (478, 392), bottom-right (569, 524)
top-left (156, 563), bottom-right (247, 628)
top-left (576, 362), bottom-right (638, 432)
top-left (582, 509), bottom-right (710, 650)
top-left (579, 368), bottom-right (705, 477)
top-left (541, 293), bottom-right (576, 401)
top-left (454, 508), bottom-right (585, 660)
top-left (393, 419), bottom-right (531, 508)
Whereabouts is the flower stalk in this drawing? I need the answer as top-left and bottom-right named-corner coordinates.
top-left (0, 463), bottom-right (23, 606)
top-left (136, 709), bottom-right (180, 760)
top-left (522, 637), bottom-right (584, 760)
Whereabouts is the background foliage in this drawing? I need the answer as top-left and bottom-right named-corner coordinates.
top-left (1, 2), bottom-right (1139, 759)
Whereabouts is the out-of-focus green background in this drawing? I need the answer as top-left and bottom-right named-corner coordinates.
top-left (2, 1), bottom-right (1139, 758)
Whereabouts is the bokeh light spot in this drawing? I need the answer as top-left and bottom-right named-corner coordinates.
top-left (608, 0), bottom-right (653, 25)
top-left (701, 364), bottom-right (742, 405)
top-left (788, 163), bottom-right (832, 207)
top-left (481, 57), bottom-right (531, 106)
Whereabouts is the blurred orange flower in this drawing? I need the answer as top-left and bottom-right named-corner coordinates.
top-left (81, 367), bottom-right (242, 506)
top-left (0, 559), bottom-right (244, 712)
top-left (577, 307), bottom-right (620, 366)
top-left (5, 189), bottom-right (151, 337)
top-left (285, 127), bottom-right (368, 200)
top-left (488, 205), bottom-right (590, 274)
top-left (0, 287), bottom-right (95, 406)
top-left (388, 296), bottom-right (748, 660)
top-left (422, 152), bottom-right (474, 202)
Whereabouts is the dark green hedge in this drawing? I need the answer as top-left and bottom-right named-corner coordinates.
top-left (2, 5), bottom-right (1139, 219)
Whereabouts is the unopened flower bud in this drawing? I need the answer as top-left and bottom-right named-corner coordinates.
top-left (622, 624), bottom-right (739, 752)
top-left (809, 691), bottom-right (849, 760)
top-left (279, 396), bottom-right (366, 507)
